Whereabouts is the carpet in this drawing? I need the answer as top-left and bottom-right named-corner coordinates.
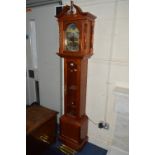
top-left (42, 140), bottom-right (107, 155)
top-left (27, 135), bottom-right (107, 155)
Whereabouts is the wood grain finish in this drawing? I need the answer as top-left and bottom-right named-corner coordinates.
top-left (59, 115), bottom-right (88, 150)
top-left (56, 2), bottom-right (96, 150)
top-left (26, 105), bottom-right (58, 144)
top-left (64, 58), bottom-right (88, 118)
top-left (56, 3), bottom-right (96, 59)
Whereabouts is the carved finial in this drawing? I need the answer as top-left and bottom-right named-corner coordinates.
top-left (70, 0), bottom-right (74, 14)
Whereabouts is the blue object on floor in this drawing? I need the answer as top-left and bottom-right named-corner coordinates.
top-left (77, 142), bottom-right (107, 155)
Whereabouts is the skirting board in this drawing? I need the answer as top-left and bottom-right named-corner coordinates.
top-left (107, 146), bottom-right (129, 155)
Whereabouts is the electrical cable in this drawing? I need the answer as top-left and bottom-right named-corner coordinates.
top-left (88, 116), bottom-right (98, 126)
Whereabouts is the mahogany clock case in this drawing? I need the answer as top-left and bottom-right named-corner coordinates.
top-left (56, 2), bottom-right (96, 151)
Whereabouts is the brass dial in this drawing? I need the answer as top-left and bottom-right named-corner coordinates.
top-left (65, 23), bottom-right (79, 51)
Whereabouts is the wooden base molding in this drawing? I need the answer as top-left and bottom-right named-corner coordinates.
top-left (59, 115), bottom-right (88, 150)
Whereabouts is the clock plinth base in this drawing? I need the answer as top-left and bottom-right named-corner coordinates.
top-left (59, 115), bottom-right (88, 150)
top-left (59, 135), bottom-right (88, 151)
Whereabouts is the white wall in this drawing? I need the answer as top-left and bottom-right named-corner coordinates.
top-left (26, 0), bottom-right (129, 150)
top-left (63, 0), bottom-right (129, 150)
top-left (26, 4), bottom-right (62, 116)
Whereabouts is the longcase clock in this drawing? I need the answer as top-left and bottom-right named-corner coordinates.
top-left (56, 1), bottom-right (96, 150)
